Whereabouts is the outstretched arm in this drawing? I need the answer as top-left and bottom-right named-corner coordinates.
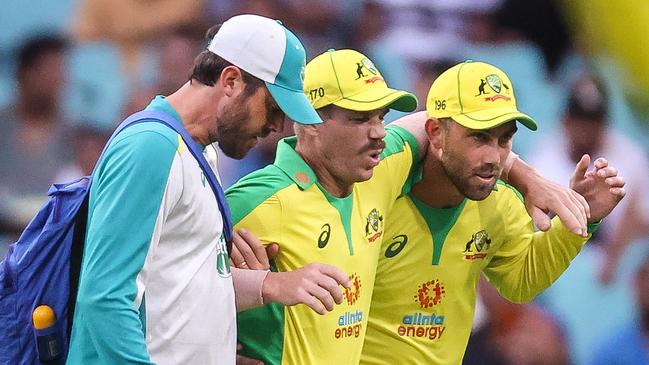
top-left (485, 157), bottom-right (625, 302)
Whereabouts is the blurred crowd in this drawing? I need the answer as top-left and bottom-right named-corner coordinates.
top-left (1, 0), bottom-right (648, 364)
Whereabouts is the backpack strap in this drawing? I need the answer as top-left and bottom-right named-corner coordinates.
top-left (107, 110), bottom-right (234, 250)
top-left (67, 192), bottom-right (89, 339)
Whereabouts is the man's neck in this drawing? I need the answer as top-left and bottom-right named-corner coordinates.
top-left (166, 82), bottom-right (215, 146)
top-left (411, 150), bottom-right (464, 208)
top-left (295, 142), bottom-right (353, 198)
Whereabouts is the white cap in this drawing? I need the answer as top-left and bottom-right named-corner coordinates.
top-left (208, 14), bottom-right (322, 124)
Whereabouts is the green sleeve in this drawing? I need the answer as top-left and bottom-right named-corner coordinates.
top-left (383, 125), bottom-right (420, 164)
top-left (380, 125), bottom-right (423, 197)
top-left (483, 186), bottom-right (589, 303)
top-left (226, 165), bottom-right (292, 225)
top-left (226, 167), bottom-right (293, 365)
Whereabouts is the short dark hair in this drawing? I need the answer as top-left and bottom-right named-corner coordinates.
top-left (17, 34), bottom-right (68, 77)
top-left (566, 74), bottom-right (608, 122)
top-left (189, 24), bottom-right (264, 98)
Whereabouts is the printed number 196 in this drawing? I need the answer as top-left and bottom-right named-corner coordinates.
top-left (435, 100), bottom-right (446, 110)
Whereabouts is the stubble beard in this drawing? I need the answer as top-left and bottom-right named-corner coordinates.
top-left (440, 149), bottom-right (496, 201)
top-left (217, 96), bottom-right (254, 160)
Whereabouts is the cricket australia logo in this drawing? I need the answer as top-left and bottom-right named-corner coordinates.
top-left (463, 229), bottom-right (492, 260)
top-left (476, 74), bottom-right (511, 102)
top-left (365, 208), bottom-right (384, 243)
top-left (355, 57), bottom-right (384, 84)
top-left (216, 235), bottom-right (231, 278)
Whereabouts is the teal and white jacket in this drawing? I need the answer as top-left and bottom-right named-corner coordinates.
top-left (67, 97), bottom-right (235, 365)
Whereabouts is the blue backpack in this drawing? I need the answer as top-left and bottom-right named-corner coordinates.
top-left (0, 110), bottom-right (233, 365)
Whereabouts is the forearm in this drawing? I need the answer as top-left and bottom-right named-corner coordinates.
top-left (500, 151), bottom-right (520, 182)
top-left (232, 268), bottom-right (269, 312)
top-left (503, 153), bottom-right (537, 189)
top-left (485, 216), bottom-right (589, 303)
top-left (74, 287), bottom-right (153, 364)
top-left (389, 111), bottom-right (429, 160)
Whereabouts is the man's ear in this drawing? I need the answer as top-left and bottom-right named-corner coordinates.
top-left (218, 65), bottom-right (246, 97)
top-left (425, 117), bottom-right (444, 154)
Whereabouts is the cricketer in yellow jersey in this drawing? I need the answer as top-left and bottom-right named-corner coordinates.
top-left (360, 61), bottom-right (626, 365)
top-left (228, 50), bottom-right (597, 365)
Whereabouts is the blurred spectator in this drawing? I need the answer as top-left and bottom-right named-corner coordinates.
top-left (464, 279), bottom-right (570, 365)
top-left (122, 25), bottom-right (204, 117)
top-left (0, 34), bottom-right (72, 236)
top-left (208, 0), bottom-right (282, 23)
top-left (370, 0), bottom-right (503, 60)
top-left (70, 0), bottom-right (202, 76)
top-left (281, 0), bottom-right (355, 56)
top-left (531, 73), bottom-right (649, 283)
top-left (530, 73), bottom-right (649, 364)
top-left (411, 59), bottom-right (458, 111)
top-left (208, 0), bottom-right (352, 57)
top-left (589, 254), bottom-right (649, 365)
top-left (347, 0), bottom-right (414, 122)
top-left (55, 124), bottom-right (110, 182)
top-left (153, 25), bottom-right (204, 97)
top-left (496, 0), bottom-right (572, 76)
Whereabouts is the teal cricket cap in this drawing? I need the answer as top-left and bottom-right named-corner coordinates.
top-left (208, 14), bottom-right (322, 125)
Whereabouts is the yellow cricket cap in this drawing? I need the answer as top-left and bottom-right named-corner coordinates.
top-left (304, 49), bottom-right (418, 112)
top-left (426, 60), bottom-right (537, 131)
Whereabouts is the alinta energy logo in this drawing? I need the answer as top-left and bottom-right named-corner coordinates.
top-left (414, 279), bottom-right (445, 308)
top-left (335, 273), bottom-right (363, 339)
top-left (397, 312), bottom-right (446, 341)
top-left (396, 279), bottom-right (447, 341)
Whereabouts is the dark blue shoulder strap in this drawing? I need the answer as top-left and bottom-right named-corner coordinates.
top-left (96, 110), bottom-right (234, 248)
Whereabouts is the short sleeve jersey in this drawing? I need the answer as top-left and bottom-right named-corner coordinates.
top-left (226, 126), bottom-right (419, 365)
top-left (361, 181), bottom-right (589, 365)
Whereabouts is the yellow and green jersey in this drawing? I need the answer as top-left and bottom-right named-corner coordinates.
top-left (361, 181), bottom-right (593, 365)
top-left (226, 126), bottom-right (419, 365)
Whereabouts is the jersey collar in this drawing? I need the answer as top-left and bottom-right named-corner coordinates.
top-left (274, 136), bottom-right (318, 190)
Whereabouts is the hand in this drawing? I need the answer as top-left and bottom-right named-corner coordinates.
top-left (262, 263), bottom-right (351, 315)
top-left (569, 155), bottom-right (625, 223)
top-left (510, 158), bottom-right (590, 236)
top-left (230, 228), bottom-right (280, 270)
top-left (236, 343), bottom-right (264, 365)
